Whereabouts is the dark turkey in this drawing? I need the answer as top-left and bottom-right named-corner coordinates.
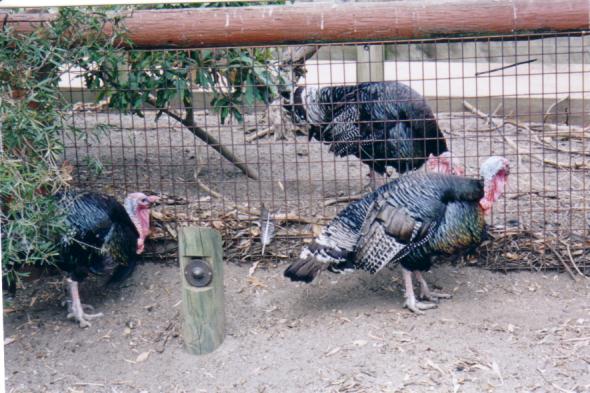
top-left (284, 156), bottom-right (510, 313)
top-left (57, 191), bottom-right (159, 327)
top-left (283, 81), bottom-right (448, 177)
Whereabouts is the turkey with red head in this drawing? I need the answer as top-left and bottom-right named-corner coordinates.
top-left (57, 191), bottom-right (159, 327)
top-left (284, 156), bottom-right (509, 313)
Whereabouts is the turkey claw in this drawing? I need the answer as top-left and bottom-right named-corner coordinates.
top-left (419, 292), bottom-right (452, 303)
top-left (66, 299), bottom-right (103, 328)
top-left (67, 310), bottom-right (103, 328)
top-left (403, 298), bottom-right (437, 314)
top-left (63, 300), bottom-right (96, 313)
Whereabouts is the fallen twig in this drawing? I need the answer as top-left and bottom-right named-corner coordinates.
top-left (245, 127), bottom-right (274, 143)
top-left (155, 318), bottom-right (177, 354)
top-left (548, 244), bottom-right (578, 281)
top-left (195, 178), bottom-right (326, 225)
top-left (463, 100), bottom-right (589, 170)
top-left (536, 368), bottom-right (575, 393)
top-left (503, 134), bottom-right (588, 170)
top-left (475, 59), bottom-right (537, 76)
top-left (528, 123), bottom-right (590, 140)
top-left (462, 100), bottom-right (502, 129)
top-left (323, 194), bottom-right (363, 207)
top-left (559, 240), bottom-right (587, 278)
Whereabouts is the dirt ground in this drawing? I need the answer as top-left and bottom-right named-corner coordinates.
top-left (5, 260), bottom-right (590, 393)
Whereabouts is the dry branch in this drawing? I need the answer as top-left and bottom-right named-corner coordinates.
top-left (195, 178), bottom-right (326, 225)
top-left (528, 123), bottom-right (590, 140)
top-left (145, 96), bottom-right (259, 180)
top-left (548, 244), bottom-right (578, 281)
top-left (463, 100), bottom-right (590, 170)
top-left (245, 127), bottom-right (274, 143)
top-left (323, 195), bottom-right (362, 207)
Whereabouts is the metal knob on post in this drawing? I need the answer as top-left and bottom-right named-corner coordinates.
top-left (184, 259), bottom-right (213, 288)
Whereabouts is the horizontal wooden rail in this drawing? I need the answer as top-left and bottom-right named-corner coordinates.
top-left (2, 0), bottom-right (590, 48)
top-left (0, 0), bottom-right (265, 7)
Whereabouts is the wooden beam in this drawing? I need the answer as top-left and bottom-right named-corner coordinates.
top-left (2, 0), bottom-right (589, 49)
top-left (356, 45), bottom-right (384, 83)
top-left (0, 0), bottom-right (265, 7)
top-left (178, 227), bottom-right (225, 355)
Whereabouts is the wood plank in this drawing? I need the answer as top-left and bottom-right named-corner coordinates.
top-left (3, 0), bottom-right (589, 49)
top-left (356, 45), bottom-right (385, 83)
top-left (178, 227), bottom-right (225, 355)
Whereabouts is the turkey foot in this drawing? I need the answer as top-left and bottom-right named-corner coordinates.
top-left (402, 267), bottom-right (436, 314)
top-left (403, 297), bottom-right (438, 314)
top-left (66, 278), bottom-right (103, 328)
top-left (414, 271), bottom-right (452, 303)
top-left (401, 268), bottom-right (437, 314)
top-left (62, 300), bottom-right (96, 312)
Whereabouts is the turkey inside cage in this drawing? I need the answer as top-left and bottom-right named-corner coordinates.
top-left (62, 32), bottom-right (590, 272)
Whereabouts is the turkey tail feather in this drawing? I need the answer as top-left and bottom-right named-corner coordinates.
top-left (284, 257), bottom-right (326, 283)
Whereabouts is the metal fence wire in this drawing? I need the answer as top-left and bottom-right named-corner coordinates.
top-left (62, 32), bottom-right (590, 272)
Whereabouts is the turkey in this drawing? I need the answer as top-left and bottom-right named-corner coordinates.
top-left (56, 191), bottom-right (159, 327)
top-left (284, 156), bottom-right (510, 314)
top-left (282, 81), bottom-right (449, 183)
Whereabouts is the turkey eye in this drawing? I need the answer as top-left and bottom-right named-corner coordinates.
top-left (141, 198), bottom-right (147, 203)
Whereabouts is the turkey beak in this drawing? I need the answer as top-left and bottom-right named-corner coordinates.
top-left (147, 195), bottom-right (160, 205)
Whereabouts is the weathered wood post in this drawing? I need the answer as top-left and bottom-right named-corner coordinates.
top-left (178, 227), bottom-right (225, 355)
top-left (356, 44), bottom-right (385, 83)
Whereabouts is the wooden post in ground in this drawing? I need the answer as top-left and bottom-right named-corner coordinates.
top-left (178, 227), bottom-right (225, 355)
top-left (356, 44), bottom-right (385, 83)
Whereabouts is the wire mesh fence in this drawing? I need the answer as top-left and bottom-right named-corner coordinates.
top-left (61, 31), bottom-right (590, 272)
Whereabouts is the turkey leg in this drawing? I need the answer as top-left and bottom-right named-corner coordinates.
top-left (66, 278), bottom-right (103, 328)
top-left (413, 271), bottom-right (452, 303)
top-left (401, 268), bottom-right (437, 314)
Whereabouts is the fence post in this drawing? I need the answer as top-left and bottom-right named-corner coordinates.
top-left (356, 44), bottom-right (385, 83)
top-left (178, 227), bottom-right (225, 355)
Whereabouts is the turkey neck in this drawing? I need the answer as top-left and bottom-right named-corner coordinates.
top-left (480, 171), bottom-right (507, 213)
top-left (136, 208), bottom-right (150, 242)
top-left (125, 204), bottom-right (149, 244)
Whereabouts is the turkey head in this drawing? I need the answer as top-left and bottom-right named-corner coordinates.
top-left (479, 156), bottom-right (510, 214)
top-left (124, 193), bottom-right (160, 254)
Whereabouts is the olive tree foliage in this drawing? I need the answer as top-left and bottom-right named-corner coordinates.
top-left (1, 4), bottom-right (286, 288)
top-left (84, 2), bottom-right (288, 179)
top-left (0, 8), bottom-right (126, 288)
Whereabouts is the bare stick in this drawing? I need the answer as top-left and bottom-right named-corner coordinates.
top-left (195, 178), bottom-right (325, 225)
top-left (475, 59), bottom-right (537, 76)
top-left (463, 100), bottom-right (589, 170)
top-left (147, 97), bottom-right (259, 180)
top-left (548, 243), bottom-right (577, 281)
top-left (463, 100), bottom-right (500, 128)
top-left (245, 127), bottom-right (274, 143)
top-left (559, 240), bottom-right (587, 278)
top-left (323, 194), bottom-right (363, 207)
